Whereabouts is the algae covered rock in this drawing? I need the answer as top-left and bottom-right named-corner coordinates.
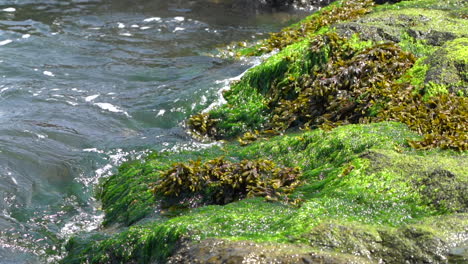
top-left (167, 214), bottom-right (468, 264)
top-left (61, 0), bottom-right (468, 263)
top-left (62, 122), bottom-right (468, 264)
top-left (424, 38), bottom-right (468, 96)
top-left (168, 238), bottom-right (371, 264)
top-left (303, 214), bottom-right (468, 263)
top-left (335, 0), bottom-right (468, 45)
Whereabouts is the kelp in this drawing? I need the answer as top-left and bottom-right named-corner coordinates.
top-left (269, 33), bottom-right (416, 130)
top-left (187, 113), bottom-right (218, 140)
top-left (152, 158), bottom-right (301, 207)
top-left (240, 0), bottom-right (374, 56)
top-left (380, 85), bottom-right (468, 151)
top-left (192, 31), bottom-right (467, 150)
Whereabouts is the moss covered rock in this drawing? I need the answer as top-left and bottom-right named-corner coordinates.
top-left (303, 214), bottom-right (468, 263)
top-left (62, 122), bottom-right (468, 263)
top-left (62, 0), bottom-right (468, 263)
top-left (168, 214), bottom-right (468, 264)
top-left (424, 38), bottom-right (468, 95)
top-left (335, 2), bottom-right (468, 46)
top-left (168, 238), bottom-right (371, 263)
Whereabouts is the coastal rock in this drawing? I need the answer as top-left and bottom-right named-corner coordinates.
top-left (167, 238), bottom-right (370, 264)
top-left (424, 38), bottom-right (468, 95)
top-left (304, 215), bottom-right (468, 263)
top-left (335, 7), bottom-right (467, 46)
top-left (168, 214), bottom-right (468, 264)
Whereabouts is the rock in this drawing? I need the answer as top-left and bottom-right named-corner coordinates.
top-left (424, 38), bottom-right (468, 95)
top-left (335, 8), bottom-right (467, 46)
top-left (167, 238), bottom-right (371, 264)
top-left (168, 214), bottom-right (468, 264)
top-left (302, 215), bottom-right (468, 263)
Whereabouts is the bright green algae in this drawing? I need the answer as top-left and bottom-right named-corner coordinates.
top-left (189, 0), bottom-right (468, 150)
top-left (62, 122), bottom-right (468, 263)
top-left (63, 0), bottom-right (468, 262)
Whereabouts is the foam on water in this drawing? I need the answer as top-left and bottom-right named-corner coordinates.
top-left (143, 17), bottom-right (161, 23)
top-left (0, 39), bottom-right (12, 46)
top-left (43, 71), bottom-right (54, 77)
top-left (94, 102), bottom-right (130, 117)
top-left (84, 94), bottom-right (99, 102)
top-left (2, 7), bottom-right (15, 12)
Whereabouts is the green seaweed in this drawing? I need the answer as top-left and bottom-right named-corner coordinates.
top-left (153, 157), bottom-right (301, 207)
top-left (236, 0), bottom-right (374, 56)
top-left (63, 122), bottom-right (468, 263)
top-left (62, 1), bottom-right (468, 262)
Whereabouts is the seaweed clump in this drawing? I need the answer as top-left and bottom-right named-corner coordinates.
top-left (380, 85), bottom-right (468, 150)
top-left (191, 31), bottom-right (467, 150)
top-left (152, 158), bottom-right (301, 207)
top-left (269, 33), bottom-right (416, 130)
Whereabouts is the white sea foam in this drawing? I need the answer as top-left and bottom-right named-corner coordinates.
top-left (94, 102), bottom-right (130, 117)
top-left (173, 27), bottom-right (185, 32)
top-left (83, 148), bottom-right (104, 153)
top-left (117, 22), bottom-right (125, 29)
top-left (131, 24), bottom-right (139, 28)
top-left (119, 32), bottom-right (132, 36)
top-left (85, 94), bottom-right (99, 102)
top-left (140, 26), bottom-right (151, 30)
top-left (2, 7), bottom-right (16, 12)
top-left (0, 39), bottom-right (13, 46)
top-left (143, 17), bottom-right (161, 22)
top-left (156, 109), bottom-right (166, 116)
top-left (43, 71), bottom-right (54, 77)
top-left (22, 34), bottom-right (31, 39)
top-left (174, 16), bottom-right (185, 22)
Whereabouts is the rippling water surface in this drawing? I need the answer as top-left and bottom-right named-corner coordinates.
top-left (0, 0), bottom-right (307, 262)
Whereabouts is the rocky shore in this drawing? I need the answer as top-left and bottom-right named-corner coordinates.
top-left (62, 0), bottom-right (467, 263)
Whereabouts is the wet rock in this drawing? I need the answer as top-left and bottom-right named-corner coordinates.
top-left (167, 238), bottom-right (371, 264)
top-left (302, 215), bottom-right (468, 263)
top-left (168, 214), bottom-right (468, 264)
top-left (448, 243), bottom-right (468, 263)
top-left (418, 168), bottom-right (468, 213)
top-left (335, 9), bottom-right (467, 46)
top-left (424, 38), bottom-right (468, 95)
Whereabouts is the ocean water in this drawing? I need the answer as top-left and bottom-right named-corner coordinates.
top-left (0, 0), bottom-right (308, 262)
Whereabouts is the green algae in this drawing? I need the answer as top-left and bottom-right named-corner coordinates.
top-left (98, 148), bottom-right (227, 227)
top-left (374, 0), bottom-right (467, 11)
top-left (191, 5), bottom-right (468, 150)
top-left (63, 122), bottom-right (468, 263)
top-left (63, 1), bottom-right (468, 262)
top-left (236, 0), bottom-right (374, 57)
top-left (189, 39), bottom-right (317, 139)
top-left (362, 8), bottom-right (468, 37)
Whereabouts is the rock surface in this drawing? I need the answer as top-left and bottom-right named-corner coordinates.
top-left (168, 214), bottom-right (468, 263)
top-left (168, 238), bottom-right (371, 264)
